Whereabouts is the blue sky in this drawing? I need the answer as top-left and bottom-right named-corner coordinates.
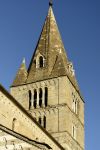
top-left (0, 0), bottom-right (100, 149)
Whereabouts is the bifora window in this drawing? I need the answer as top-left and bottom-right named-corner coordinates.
top-left (38, 116), bottom-right (46, 129)
top-left (72, 93), bottom-right (78, 114)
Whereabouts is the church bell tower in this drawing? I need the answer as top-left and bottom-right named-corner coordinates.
top-left (10, 2), bottom-right (84, 150)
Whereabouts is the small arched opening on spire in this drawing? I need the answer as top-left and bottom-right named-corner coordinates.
top-left (39, 56), bottom-right (44, 68)
top-left (35, 55), bottom-right (45, 68)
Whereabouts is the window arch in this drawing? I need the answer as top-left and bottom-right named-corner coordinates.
top-left (45, 87), bottom-right (48, 107)
top-left (29, 90), bottom-right (32, 109)
top-left (34, 89), bottom-right (37, 108)
top-left (39, 88), bottom-right (42, 107)
top-left (39, 56), bottom-right (44, 68)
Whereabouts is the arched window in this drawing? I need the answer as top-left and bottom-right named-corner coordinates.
top-left (45, 87), bottom-right (48, 107)
top-left (44, 116), bottom-right (46, 129)
top-left (34, 89), bottom-right (37, 108)
top-left (72, 125), bottom-right (76, 139)
top-left (29, 90), bottom-right (32, 109)
top-left (12, 118), bottom-right (17, 131)
top-left (72, 98), bottom-right (78, 114)
top-left (39, 56), bottom-right (44, 68)
top-left (38, 117), bottom-right (42, 125)
top-left (75, 101), bottom-right (77, 114)
top-left (39, 88), bottom-right (42, 107)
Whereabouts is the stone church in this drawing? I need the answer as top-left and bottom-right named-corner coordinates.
top-left (0, 1), bottom-right (84, 150)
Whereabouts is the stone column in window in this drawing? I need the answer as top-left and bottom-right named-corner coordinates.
top-left (31, 90), bottom-right (34, 107)
top-left (37, 88), bottom-right (39, 108)
top-left (42, 87), bottom-right (45, 107)
top-left (36, 57), bottom-right (39, 68)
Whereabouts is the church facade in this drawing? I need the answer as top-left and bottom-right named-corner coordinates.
top-left (0, 2), bottom-right (84, 150)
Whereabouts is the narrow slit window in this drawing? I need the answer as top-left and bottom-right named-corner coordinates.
top-left (75, 101), bottom-right (77, 114)
top-left (29, 90), bottom-right (32, 109)
top-left (34, 89), bottom-right (37, 108)
top-left (45, 87), bottom-right (48, 107)
top-left (12, 118), bottom-right (17, 131)
top-left (44, 116), bottom-right (46, 129)
top-left (72, 125), bottom-right (76, 139)
top-left (39, 88), bottom-right (42, 107)
top-left (39, 56), bottom-right (44, 68)
top-left (39, 117), bottom-right (42, 125)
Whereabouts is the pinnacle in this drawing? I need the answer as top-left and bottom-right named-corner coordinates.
top-left (11, 59), bottom-right (27, 87)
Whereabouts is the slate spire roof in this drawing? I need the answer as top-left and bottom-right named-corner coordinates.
top-left (27, 6), bottom-right (68, 82)
top-left (12, 58), bottom-right (27, 86)
top-left (11, 5), bottom-right (80, 93)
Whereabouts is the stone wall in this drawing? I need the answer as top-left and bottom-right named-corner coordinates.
top-left (0, 85), bottom-right (64, 150)
top-left (10, 76), bottom-right (84, 150)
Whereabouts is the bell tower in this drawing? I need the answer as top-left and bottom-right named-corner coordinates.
top-left (10, 2), bottom-right (84, 150)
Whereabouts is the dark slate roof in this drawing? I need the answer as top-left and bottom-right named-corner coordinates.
top-left (12, 59), bottom-right (27, 86)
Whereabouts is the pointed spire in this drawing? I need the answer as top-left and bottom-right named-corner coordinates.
top-left (27, 5), bottom-right (80, 92)
top-left (27, 6), bottom-right (68, 81)
top-left (22, 57), bottom-right (26, 64)
top-left (11, 58), bottom-right (27, 87)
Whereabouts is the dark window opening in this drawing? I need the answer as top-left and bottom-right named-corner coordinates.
top-left (73, 126), bottom-right (75, 137)
top-left (34, 89), bottom-right (37, 108)
top-left (39, 88), bottom-right (42, 107)
top-left (39, 56), bottom-right (44, 68)
top-left (12, 118), bottom-right (17, 131)
top-left (75, 101), bottom-right (77, 114)
top-left (39, 117), bottom-right (42, 125)
top-left (34, 59), bottom-right (36, 66)
top-left (29, 90), bottom-right (31, 109)
top-left (45, 87), bottom-right (48, 107)
top-left (44, 116), bottom-right (46, 129)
